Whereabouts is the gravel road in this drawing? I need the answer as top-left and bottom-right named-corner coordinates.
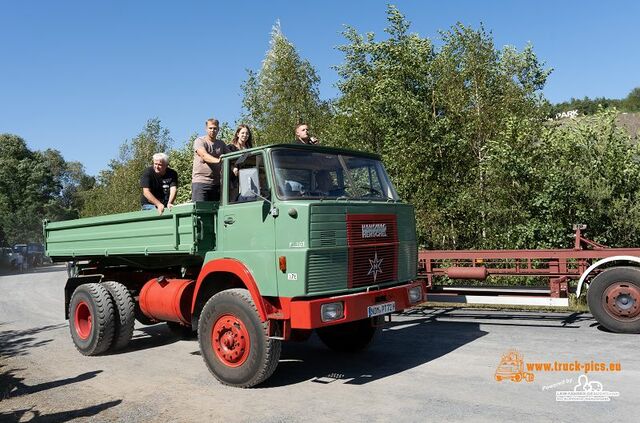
top-left (1, 265), bottom-right (638, 422)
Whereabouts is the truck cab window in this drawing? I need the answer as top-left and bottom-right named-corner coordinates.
top-left (271, 149), bottom-right (399, 201)
top-left (228, 153), bottom-right (270, 204)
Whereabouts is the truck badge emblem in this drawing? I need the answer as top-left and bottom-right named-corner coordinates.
top-left (368, 251), bottom-right (384, 282)
top-left (362, 223), bottom-right (387, 238)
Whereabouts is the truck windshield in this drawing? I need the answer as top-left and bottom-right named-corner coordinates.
top-left (271, 149), bottom-right (400, 201)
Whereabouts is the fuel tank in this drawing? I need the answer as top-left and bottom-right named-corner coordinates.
top-left (138, 277), bottom-right (195, 325)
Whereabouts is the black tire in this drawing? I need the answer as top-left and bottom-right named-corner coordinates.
top-left (103, 281), bottom-right (136, 351)
top-left (317, 318), bottom-right (378, 352)
top-left (69, 283), bottom-right (116, 355)
top-left (167, 321), bottom-right (196, 339)
top-left (587, 266), bottom-right (640, 333)
top-left (198, 289), bottom-right (281, 388)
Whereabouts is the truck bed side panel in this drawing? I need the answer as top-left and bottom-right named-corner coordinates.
top-left (45, 202), bottom-right (217, 261)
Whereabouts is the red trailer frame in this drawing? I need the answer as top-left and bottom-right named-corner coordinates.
top-left (418, 226), bottom-right (640, 307)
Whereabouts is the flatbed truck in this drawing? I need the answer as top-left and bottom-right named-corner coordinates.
top-left (45, 144), bottom-right (425, 387)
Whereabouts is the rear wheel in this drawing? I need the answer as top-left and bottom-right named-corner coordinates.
top-left (103, 281), bottom-right (136, 350)
top-left (198, 289), bottom-right (281, 388)
top-left (69, 283), bottom-right (116, 355)
top-left (587, 266), bottom-right (640, 333)
top-left (317, 318), bottom-right (378, 352)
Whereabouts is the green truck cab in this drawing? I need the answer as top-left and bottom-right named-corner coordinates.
top-left (45, 143), bottom-right (425, 387)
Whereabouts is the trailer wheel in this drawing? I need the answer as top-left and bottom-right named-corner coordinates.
top-left (316, 318), bottom-right (378, 352)
top-left (198, 289), bottom-right (281, 388)
top-left (587, 267), bottom-right (640, 333)
top-left (103, 281), bottom-right (136, 351)
top-left (69, 283), bottom-right (116, 355)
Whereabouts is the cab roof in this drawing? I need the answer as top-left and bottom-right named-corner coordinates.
top-left (222, 143), bottom-right (381, 161)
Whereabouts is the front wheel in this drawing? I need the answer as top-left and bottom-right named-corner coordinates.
top-left (198, 289), bottom-right (281, 388)
top-left (316, 318), bottom-right (378, 352)
top-left (587, 266), bottom-right (640, 333)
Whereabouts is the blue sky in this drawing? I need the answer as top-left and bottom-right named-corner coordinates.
top-left (1, 0), bottom-right (639, 176)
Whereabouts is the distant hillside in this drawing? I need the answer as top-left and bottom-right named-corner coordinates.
top-left (548, 111), bottom-right (640, 140)
top-left (550, 87), bottom-right (640, 117)
top-left (616, 112), bottom-right (640, 139)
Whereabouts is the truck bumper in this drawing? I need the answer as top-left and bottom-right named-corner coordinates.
top-left (288, 281), bottom-right (426, 329)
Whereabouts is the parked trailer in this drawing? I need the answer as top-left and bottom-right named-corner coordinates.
top-left (45, 144), bottom-right (425, 387)
top-left (418, 226), bottom-right (640, 333)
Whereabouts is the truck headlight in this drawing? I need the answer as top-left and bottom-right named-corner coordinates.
top-left (321, 302), bottom-right (344, 322)
top-left (408, 285), bottom-right (423, 304)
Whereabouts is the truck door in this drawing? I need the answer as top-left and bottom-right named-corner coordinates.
top-left (220, 152), bottom-right (278, 296)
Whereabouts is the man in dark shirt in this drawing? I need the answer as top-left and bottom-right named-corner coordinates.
top-left (140, 152), bottom-right (178, 214)
top-left (294, 123), bottom-right (319, 144)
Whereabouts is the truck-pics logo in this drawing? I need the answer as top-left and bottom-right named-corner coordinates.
top-left (496, 349), bottom-right (622, 387)
top-left (368, 251), bottom-right (384, 282)
top-left (495, 350), bottom-right (535, 383)
top-left (361, 223), bottom-right (387, 238)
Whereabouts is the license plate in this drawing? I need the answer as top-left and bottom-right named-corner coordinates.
top-left (367, 301), bottom-right (396, 317)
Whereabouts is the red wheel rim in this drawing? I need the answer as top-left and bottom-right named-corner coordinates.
top-left (604, 283), bottom-right (640, 320)
top-left (211, 314), bottom-right (250, 367)
top-left (74, 301), bottom-right (92, 340)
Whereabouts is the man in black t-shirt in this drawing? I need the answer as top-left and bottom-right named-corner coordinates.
top-left (294, 123), bottom-right (319, 144)
top-left (140, 152), bottom-right (178, 214)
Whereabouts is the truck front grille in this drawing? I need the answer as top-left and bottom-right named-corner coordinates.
top-left (347, 214), bottom-right (398, 288)
top-left (306, 206), bottom-right (412, 295)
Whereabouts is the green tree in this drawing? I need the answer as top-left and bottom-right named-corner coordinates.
top-left (623, 87), bottom-right (640, 112)
top-left (332, 5), bottom-right (550, 249)
top-left (530, 109), bottom-right (640, 248)
top-left (548, 86), bottom-right (640, 117)
top-left (82, 118), bottom-right (172, 216)
top-left (331, 6), bottom-right (440, 243)
top-left (0, 134), bottom-right (92, 244)
top-left (241, 22), bottom-right (331, 145)
top-left (169, 134), bottom-right (197, 205)
top-left (41, 149), bottom-right (95, 222)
